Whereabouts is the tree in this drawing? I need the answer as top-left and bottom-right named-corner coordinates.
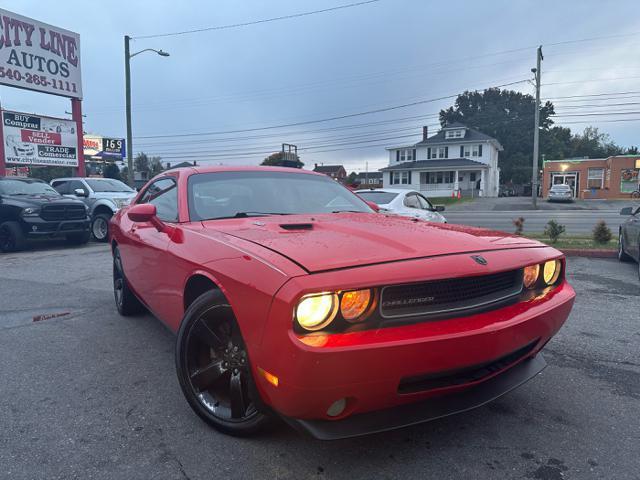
top-left (149, 156), bottom-right (164, 176)
top-left (346, 172), bottom-right (357, 185)
top-left (569, 127), bottom-right (622, 159)
top-left (440, 88), bottom-right (556, 184)
top-left (261, 151), bottom-right (304, 168)
top-left (103, 163), bottom-right (122, 181)
top-left (134, 152), bottom-right (150, 174)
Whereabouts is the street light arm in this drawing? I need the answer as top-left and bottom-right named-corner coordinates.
top-left (129, 48), bottom-right (170, 59)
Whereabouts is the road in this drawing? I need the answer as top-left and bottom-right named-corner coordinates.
top-left (445, 209), bottom-right (625, 235)
top-left (1, 244), bottom-right (639, 480)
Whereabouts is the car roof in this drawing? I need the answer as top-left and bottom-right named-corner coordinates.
top-left (354, 188), bottom-right (411, 195)
top-left (0, 176), bottom-right (45, 183)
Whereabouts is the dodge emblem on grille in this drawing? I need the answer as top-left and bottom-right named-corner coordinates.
top-left (471, 255), bottom-right (488, 265)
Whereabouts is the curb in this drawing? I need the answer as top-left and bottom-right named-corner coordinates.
top-left (559, 248), bottom-right (617, 258)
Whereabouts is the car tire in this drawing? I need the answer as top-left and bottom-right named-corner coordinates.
top-left (618, 232), bottom-right (632, 262)
top-left (0, 221), bottom-right (27, 253)
top-left (175, 290), bottom-right (270, 437)
top-left (112, 246), bottom-right (145, 316)
top-left (66, 230), bottom-right (91, 245)
top-left (91, 213), bottom-right (112, 242)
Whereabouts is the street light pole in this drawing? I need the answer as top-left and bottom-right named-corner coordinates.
top-left (531, 45), bottom-right (543, 209)
top-left (124, 36), bottom-right (169, 188)
top-left (124, 35), bottom-right (133, 187)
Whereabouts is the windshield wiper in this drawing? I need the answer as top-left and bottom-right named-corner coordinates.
top-left (211, 212), bottom-right (293, 220)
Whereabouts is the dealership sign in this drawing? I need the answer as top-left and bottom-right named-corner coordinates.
top-left (83, 135), bottom-right (126, 159)
top-left (0, 8), bottom-right (82, 99)
top-left (2, 110), bottom-right (79, 166)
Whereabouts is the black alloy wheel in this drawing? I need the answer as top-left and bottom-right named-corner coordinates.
top-left (0, 221), bottom-right (26, 253)
top-left (618, 232), bottom-right (632, 262)
top-left (176, 290), bottom-right (269, 436)
top-left (112, 247), bottom-right (144, 315)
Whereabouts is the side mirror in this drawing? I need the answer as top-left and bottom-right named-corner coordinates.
top-left (365, 201), bottom-right (380, 212)
top-left (433, 205), bottom-right (445, 212)
top-left (74, 188), bottom-right (88, 197)
top-left (127, 203), bottom-right (166, 232)
top-left (620, 207), bottom-right (633, 216)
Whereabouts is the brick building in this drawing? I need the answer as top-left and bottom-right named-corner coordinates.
top-left (542, 155), bottom-right (640, 199)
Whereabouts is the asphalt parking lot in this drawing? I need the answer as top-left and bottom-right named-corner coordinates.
top-left (1, 245), bottom-right (639, 480)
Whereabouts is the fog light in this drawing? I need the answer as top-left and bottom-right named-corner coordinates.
top-left (327, 398), bottom-right (347, 417)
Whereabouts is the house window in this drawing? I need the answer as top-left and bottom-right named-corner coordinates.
top-left (368, 178), bottom-right (377, 184)
top-left (426, 171), bottom-right (455, 184)
top-left (463, 146), bottom-right (471, 157)
top-left (587, 168), bottom-right (604, 189)
top-left (398, 148), bottom-right (415, 162)
top-left (470, 172), bottom-right (477, 181)
top-left (445, 129), bottom-right (463, 139)
top-left (391, 171), bottom-right (410, 185)
top-left (472, 145), bottom-right (479, 157)
top-left (438, 147), bottom-right (447, 158)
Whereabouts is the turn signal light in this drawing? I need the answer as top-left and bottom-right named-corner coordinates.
top-left (258, 367), bottom-right (279, 387)
top-left (340, 289), bottom-right (372, 322)
top-left (523, 264), bottom-right (540, 289)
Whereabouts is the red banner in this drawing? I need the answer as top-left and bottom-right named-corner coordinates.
top-left (20, 129), bottom-right (61, 145)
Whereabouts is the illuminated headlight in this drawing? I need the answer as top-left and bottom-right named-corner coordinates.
top-left (295, 293), bottom-right (338, 331)
top-left (523, 264), bottom-right (540, 289)
top-left (340, 289), bottom-right (372, 322)
top-left (542, 260), bottom-right (561, 285)
top-left (20, 207), bottom-right (40, 217)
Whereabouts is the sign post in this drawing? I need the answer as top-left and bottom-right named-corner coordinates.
top-left (0, 8), bottom-right (83, 177)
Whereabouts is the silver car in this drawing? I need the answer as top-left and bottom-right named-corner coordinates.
top-left (548, 184), bottom-right (573, 202)
top-left (355, 188), bottom-right (446, 223)
top-left (51, 177), bottom-right (136, 242)
top-left (618, 205), bottom-right (640, 280)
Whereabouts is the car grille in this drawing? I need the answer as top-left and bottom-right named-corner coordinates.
top-left (380, 269), bottom-right (523, 319)
top-left (40, 204), bottom-right (86, 221)
top-left (397, 339), bottom-right (539, 394)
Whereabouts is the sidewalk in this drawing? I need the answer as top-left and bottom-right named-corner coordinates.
top-left (444, 196), bottom-right (635, 212)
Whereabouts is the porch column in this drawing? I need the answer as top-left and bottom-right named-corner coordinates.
top-left (454, 170), bottom-right (459, 195)
top-left (480, 169), bottom-right (486, 197)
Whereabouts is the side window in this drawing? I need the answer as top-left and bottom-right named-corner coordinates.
top-left (416, 194), bottom-right (434, 211)
top-left (403, 194), bottom-right (420, 209)
top-left (52, 180), bottom-right (69, 194)
top-left (69, 180), bottom-right (87, 195)
top-left (139, 178), bottom-right (178, 222)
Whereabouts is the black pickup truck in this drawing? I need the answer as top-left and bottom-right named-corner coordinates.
top-left (0, 176), bottom-right (90, 252)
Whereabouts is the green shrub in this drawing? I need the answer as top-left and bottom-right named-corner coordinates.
top-left (592, 220), bottom-right (612, 244)
top-left (544, 220), bottom-right (566, 244)
top-left (513, 217), bottom-right (525, 235)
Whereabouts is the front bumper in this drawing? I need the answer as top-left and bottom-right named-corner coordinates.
top-left (22, 216), bottom-right (90, 237)
top-left (283, 354), bottom-right (546, 440)
top-left (251, 249), bottom-right (575, 438)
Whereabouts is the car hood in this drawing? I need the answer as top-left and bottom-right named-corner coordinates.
top-left (201, 213), bottom-right (543, 273)
top-left (0, 193), bottom-right (85, 208)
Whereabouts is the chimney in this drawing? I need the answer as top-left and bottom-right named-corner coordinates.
top-left (314, 163), bottom-right (318, 169)
top-left (422, 126), bottom-right (428, 141)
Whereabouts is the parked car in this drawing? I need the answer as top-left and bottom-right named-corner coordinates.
top-left (354, 188), bottom-right (446, 223)
top-left (0, 176), bottom-right (90, 252)
top-left (547, 184), bottom-right (573, 202)
top-left (110, 166), bottom-right (575, 439)
top-left (51, 177), bottom-right (136, 242)
top-left (618, 205), bottom-right (640, 279)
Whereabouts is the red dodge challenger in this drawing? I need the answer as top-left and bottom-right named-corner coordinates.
top-left (110, 166), bottom-right (575, 439)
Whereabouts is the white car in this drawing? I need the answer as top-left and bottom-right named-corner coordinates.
top-left (355, 188), bottom-right (446, 223)
top-left (548, 184), bottom-right (573, 202)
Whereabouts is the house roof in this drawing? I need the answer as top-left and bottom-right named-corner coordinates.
top-left (313, 165), bottom-right (345, 174)
top-left (380, 158), bottom-right (488, 171)
top-left (415, 125), bottom-right (498, 146)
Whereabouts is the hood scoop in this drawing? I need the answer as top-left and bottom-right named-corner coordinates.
top-left (279, 222), bottom-right (314, 231)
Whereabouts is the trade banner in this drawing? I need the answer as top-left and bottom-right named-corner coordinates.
top-left (2, 110), bottom-right (79, 167)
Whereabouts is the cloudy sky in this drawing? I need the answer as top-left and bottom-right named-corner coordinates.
top-left (2, 0), bottom-right (640, 173)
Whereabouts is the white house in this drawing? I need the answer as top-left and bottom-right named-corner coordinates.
top-left (380, 123), bottom-right (503, 197)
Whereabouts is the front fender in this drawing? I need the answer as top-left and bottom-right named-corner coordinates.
top-left (90, 199), bottom-right (117, 216)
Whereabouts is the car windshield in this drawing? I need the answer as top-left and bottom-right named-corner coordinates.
top-left (0, 179), bottom-right (60, 196)
top-left (188, 171), bottom-right (371, 220)
top-left (356, 191), bottom-right (399, 204)
top-left (85, 179), bottom-right (134, 193)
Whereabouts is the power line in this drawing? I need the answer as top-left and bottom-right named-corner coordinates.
top-left (132, 0), bottom-right (380, 39)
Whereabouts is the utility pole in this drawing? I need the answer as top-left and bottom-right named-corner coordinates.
top-left (124, 35), bottom-right (133, 187)
top-left (531, 45), bottom-right (543, 209)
